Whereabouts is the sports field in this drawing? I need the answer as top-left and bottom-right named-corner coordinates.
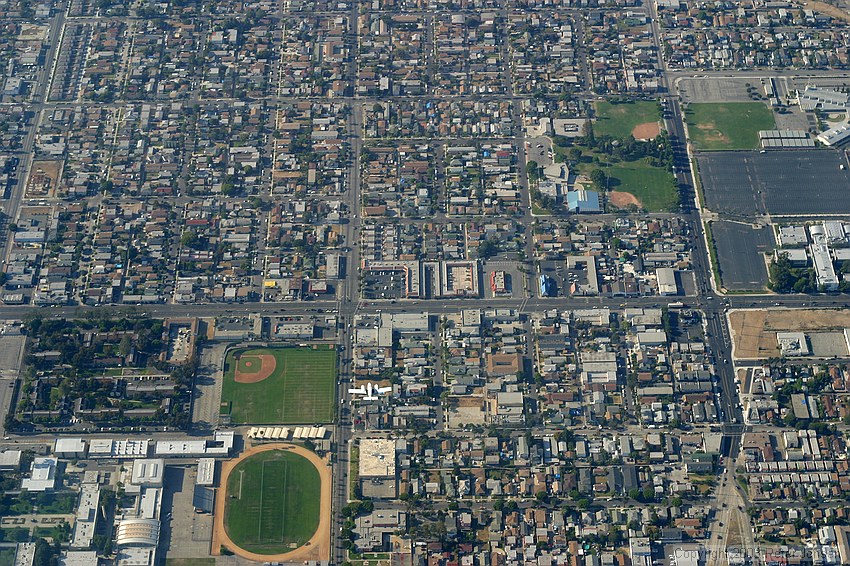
top-left (594, 101), bottom-right (661, 139)
top-left (224, 449), bottom-right (321, 555)
top-left (684, 102), bottom-right (775, 150)
top-left (221, 347), bottom-right (336, 424)
top-left (606, 158), bottom-right (679, 212)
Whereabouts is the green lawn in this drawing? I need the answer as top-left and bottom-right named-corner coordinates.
top-left (224, 450), bottom-right (321, 555)
top-left (221, 347), bottom-right (337, 424)
top-left (594, 101), bottom-right (661, 139)
top-left (684, 102), bottom-right (775, 150)
top-left (0, 548), bottom-right (17, 564)
top-left (0, 527), bottom-right (30, 543)
top-left (605, 158), bottom-right (679, 212)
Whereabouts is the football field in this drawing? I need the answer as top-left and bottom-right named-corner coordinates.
top-left (224, 449), bottom-right (322, 554)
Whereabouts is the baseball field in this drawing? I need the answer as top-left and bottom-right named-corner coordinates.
top-left (221, 447), bottom-right (324, 556)
top-left (221, 346), bottom-right (337, 424)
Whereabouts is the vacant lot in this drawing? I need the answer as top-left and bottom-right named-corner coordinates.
top-left (729, 309), bottom-right (850, 359)
top-left (221, 347), bottom-right (336, 424)
top-left (224, 449), bottom-right (321, 555)
top-left (606, 159), bottom-right (679, 212)
top-left (685, 102), bottom-right (775, 150)
top-left (594, 101), bottom-right (661, 139)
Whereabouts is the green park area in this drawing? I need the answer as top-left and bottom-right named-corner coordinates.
top-left (224, 450), bottom-right (321, 555)
top-left (593, 100), bottom-right (661, 139)
top-left (221, 346), bottom-right (336, 424)
top-left (684, 102), bottom-right (775, 150)
top-left (541, 100), bottom-right (677, 213)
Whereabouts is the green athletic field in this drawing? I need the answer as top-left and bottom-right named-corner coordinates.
top-left (593, 101), bottom-right (661, 139)
top-left (684, 102), bottom-right (775, 150)
top-left (221, 347), bottom-right (337, 424)
top-left (224, 450), bottom-right (321, 554)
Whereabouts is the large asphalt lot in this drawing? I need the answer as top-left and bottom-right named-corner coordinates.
top-left (699, 150), bottom-right (850, 217)
top-left (711, 221), bottom-right (775, 292)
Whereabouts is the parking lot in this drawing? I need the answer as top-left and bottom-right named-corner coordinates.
top-left (711, 221), bottom-right (774, 292)
top-left (526, 137), bottom-right (553, 167)
top-left (362, 269), bottom-right (407, 300)
top-left (698, 150), bottom-right (850, 217)
top-left (161, 465), bottom-right (214, 560)
top-left (679, 77), bottom-right (756, 103)
top-left (483, 260), bottom-right (524, 298)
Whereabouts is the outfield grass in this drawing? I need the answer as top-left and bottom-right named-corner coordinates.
top-left (606, 158), bottom-right (679, 212)
top-left (684, 102), bottom-right (775, 150)
top-left (225, 450), bottom-right (321, 555)
top-left (594, 101), bottom-right (661, 139)
top-left (222, 347), bottom-right (336, 424)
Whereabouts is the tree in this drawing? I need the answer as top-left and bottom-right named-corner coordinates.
top-left (478, 238), bottom-right (500, 259)
top-left (33, 539), bottom-right (56, 566)
top-left (589, 169), bottom-right (608, 190)
top-left (180, 230), bottom-right (200, 249)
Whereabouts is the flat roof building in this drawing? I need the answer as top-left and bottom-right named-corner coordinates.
top-left (197, 459), bottom-right (215, 486)
top-left (131, 459), bottom-right (164, 487)
top-left (656, 267), bottom-right (678, 295)
top-left (798, 85), bottom-right (850, 111)
top-left (71, 483), bottom-right (100, 549)
top-left (0, 449), bottom-right (22, 470)
top-left (54, 438), bottom-right (87, 459)
top-left (22, 457), bottom-right (57, 492)
top-left (359, 438), bottom-right (396, 478)
top-left (811, 243), bottom-right (839, 290)
top-left (88, 439), bottom-right (150, 459)
top-left (777, 332), bottom-right (810, 356)
top-left (818, 123), bottom-right (850, 146)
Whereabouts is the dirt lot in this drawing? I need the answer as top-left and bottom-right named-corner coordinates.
top-left (609, 191), bottom-right (642, 208)
top-left (631, 121), bottom-right (661, 141)
top-left (729, 309), bottom-right (850, 359)
top-left (801, 0), bottom-right (850, 22)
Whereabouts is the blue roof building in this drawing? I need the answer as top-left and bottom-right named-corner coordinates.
top-left (567, 189), bottom-right (601, 213)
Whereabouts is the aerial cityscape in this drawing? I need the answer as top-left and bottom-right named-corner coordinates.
top-left (2, 0), bottom-right (850, 565)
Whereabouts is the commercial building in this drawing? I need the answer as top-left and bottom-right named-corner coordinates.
top-left (359, 438), bottom-right (397, 499)
top-left (488, 391), bottom-right (525, 425)
top-left (490, 270), bottom-right (508, 294)
top-left (362, 260), bottom-right (422, 298)
top-left (777, 332), bottom-right (810, 357)
top-left (439, 260), bottom-right (480, 297)
top-left (656, 267), bottom-right (678, 295)
top-left (539, 274), bottom-right (556, 297)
